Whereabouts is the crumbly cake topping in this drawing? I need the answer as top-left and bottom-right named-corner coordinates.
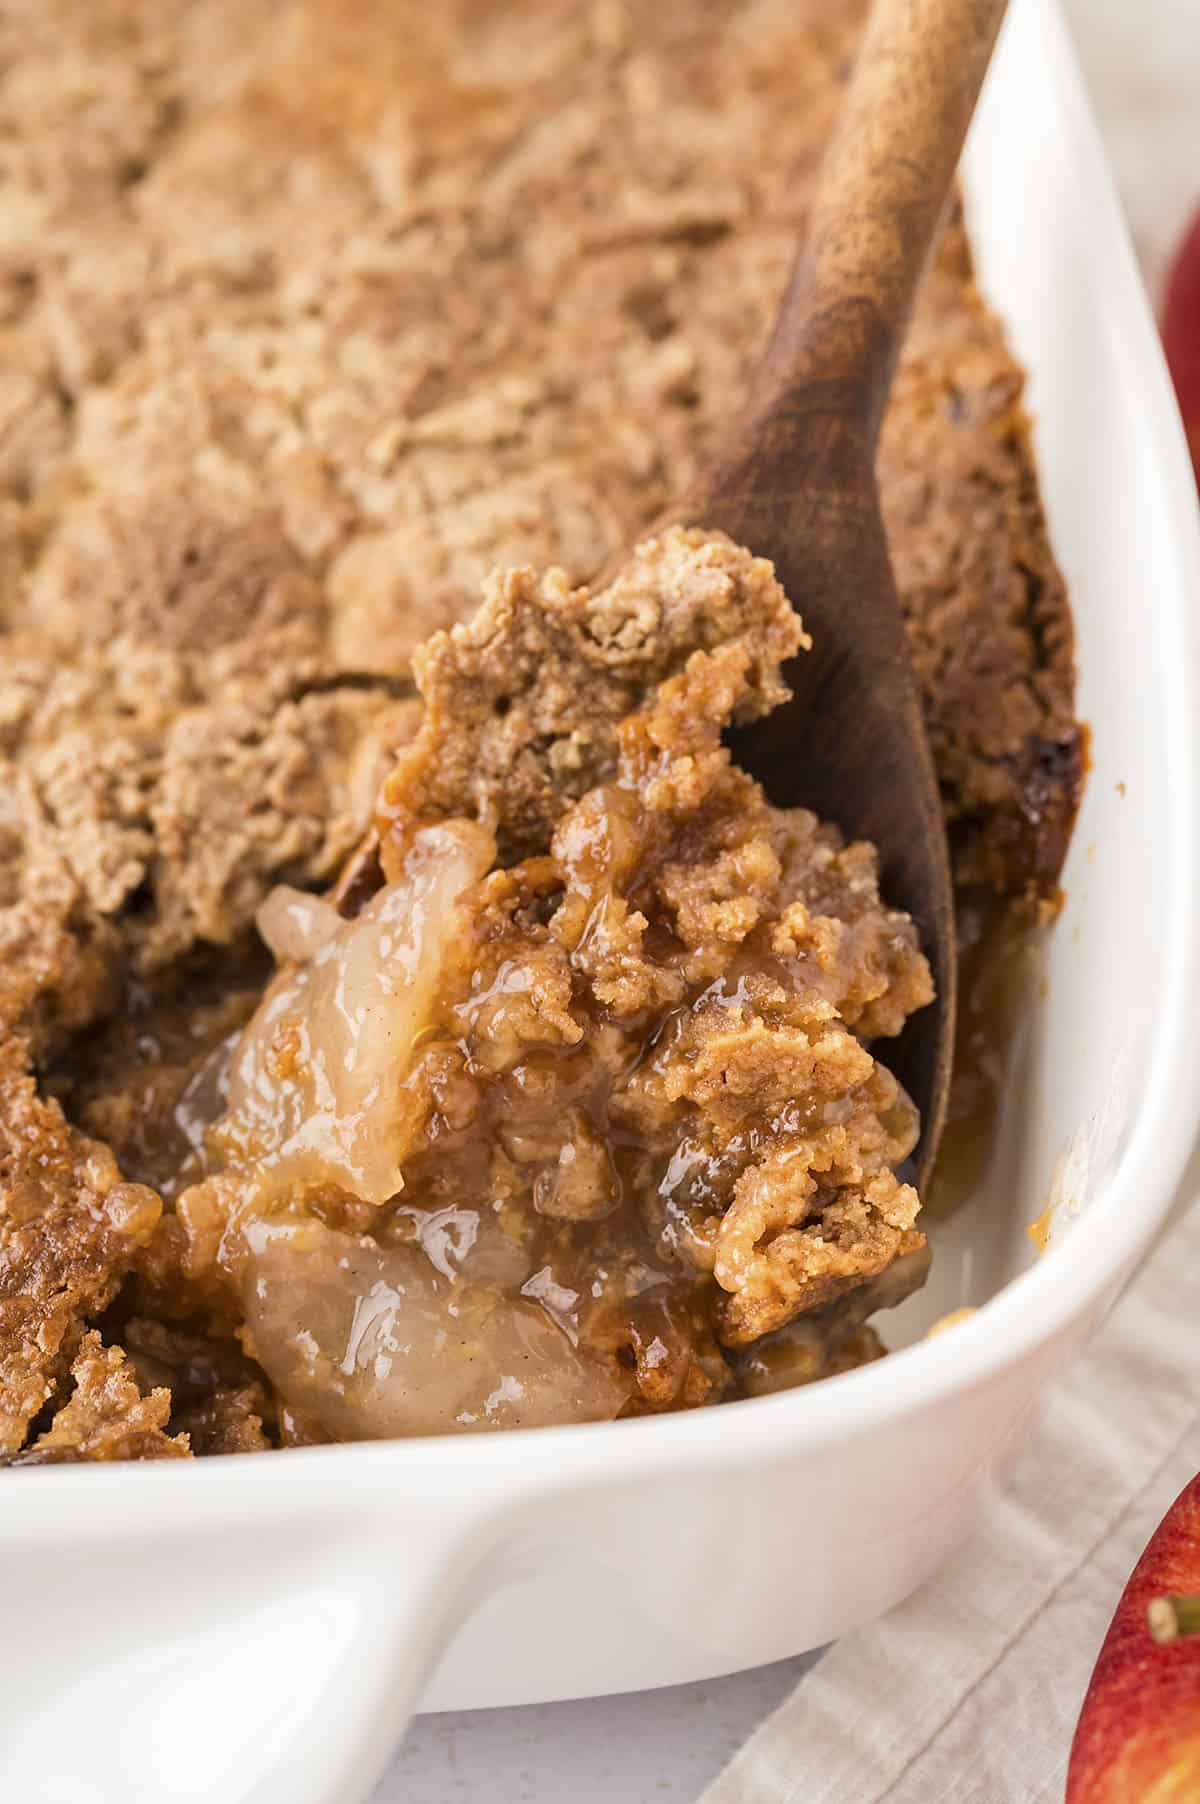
top-left (0, 0), bottom-right (1080, 1460)
top-left (383, 527), bottom-right (804, 859)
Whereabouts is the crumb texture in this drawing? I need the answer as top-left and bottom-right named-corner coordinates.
top-left (0, 1040), bottom-right (163, 1452)
top-left (387, 527), bottom-right (804, 859)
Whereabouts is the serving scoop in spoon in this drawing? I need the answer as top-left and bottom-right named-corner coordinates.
top-left (688, 0), bottom-right (1008, 1185)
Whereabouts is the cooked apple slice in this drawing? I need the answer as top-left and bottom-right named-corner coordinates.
top-left (242, 1221), bottom-right (632, 1437)
top-left (209, 818), bottom-right (495, 1209)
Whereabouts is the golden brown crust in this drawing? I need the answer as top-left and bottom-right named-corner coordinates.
top-left (383, 527), bottom-right (803, 862)
top-left (1, 482), bottom-right (415, 1061)
top-left (0, 1), bottom-right (1077, 925)
top-left (878, 210), bottom-right (1083, 896)
top-left (0, 1038), bottom-right (163, 1452)
top-left (0, 1331), bottom-right (189, 1465)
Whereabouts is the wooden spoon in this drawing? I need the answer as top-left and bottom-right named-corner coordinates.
top-left (691, 0), bottom-right (1008, 1183)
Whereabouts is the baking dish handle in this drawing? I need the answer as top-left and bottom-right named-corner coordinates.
top-left (0, 1485), bottom-right (508, 1804)
top-left (246, 1501), bottom-right (508, 1804)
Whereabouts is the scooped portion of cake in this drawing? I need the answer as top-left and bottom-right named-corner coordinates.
top-left (168, 528), bottom-right (933, 1439)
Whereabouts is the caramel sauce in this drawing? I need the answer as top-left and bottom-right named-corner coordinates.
top-left (926, 892), bottom-right (1049, 1220)
top-left (54, 952), bottom-right (268, 1198)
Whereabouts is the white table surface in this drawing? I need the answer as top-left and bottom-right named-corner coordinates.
top-left (381, 1656), bottom-right (818, 1804)
top-left (371, 6), bottom-right (1197, 1798)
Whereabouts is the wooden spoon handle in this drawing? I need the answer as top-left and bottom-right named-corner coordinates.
top-left (749, 0), bottom-right (1007, 445)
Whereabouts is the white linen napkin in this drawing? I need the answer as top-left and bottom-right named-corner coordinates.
top-left (701, 1152), bottom-right (1200, 1804)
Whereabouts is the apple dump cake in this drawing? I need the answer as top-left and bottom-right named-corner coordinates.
top-left (0, 0), bottom-right (1081, 1461)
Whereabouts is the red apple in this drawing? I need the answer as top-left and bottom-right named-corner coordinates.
top-left (1162, 206), bottom-right (1200, 489)
top-left (1066, 1472), bottom-right (1200, 1800)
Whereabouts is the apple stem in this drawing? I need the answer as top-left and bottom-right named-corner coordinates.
top-left (1148, 1595), bottom-right (1200, 1644)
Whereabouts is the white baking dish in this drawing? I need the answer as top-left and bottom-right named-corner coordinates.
top-left (2, 2), bottom-right (1198, 1799)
